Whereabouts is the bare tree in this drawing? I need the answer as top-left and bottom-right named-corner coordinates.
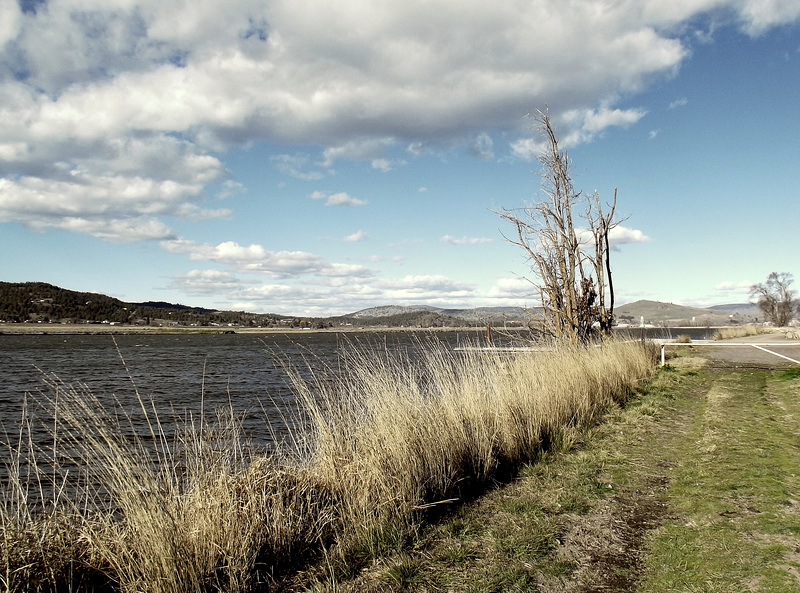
top-left (498, 109), bottom-right (620, 344)
top-left (750, 272), bottom-right (798, 327)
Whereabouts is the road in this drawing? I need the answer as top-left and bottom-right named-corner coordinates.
top-left (670, 331), bottom-right (800, 368)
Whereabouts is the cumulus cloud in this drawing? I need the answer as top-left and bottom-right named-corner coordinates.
top-left (512, 106), bottom-right (649, 159)
top-left (170, 272), bottom-right (481, 316)
top-left (487, 277), bottom-right (536, 300)
top-left (376, 275), bottom-right (476, 303)
top-left (607, 225), bottom-right (651, 248)
top-left (1, 0), bottom-right (798, 245)
top-left (169, 269), bottom-right (243, 295)
top-left (371, 158), bottom-right (406, 172)
top-left (160, 238), bottom-right (373, 278)
top-left (669, 97), bottom-right (689, 109)
top-left (270, 154), bottom-right (327, 180)
top-left (470, 133), bottom-right (495, 161)
top-left (441, 235), bottom-right (494, 245)
top-left (309, 190), bottom-right (367, 206)
top-left (344, 230), bottom-right (369, 242)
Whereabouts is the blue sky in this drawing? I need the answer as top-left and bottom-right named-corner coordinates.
top-left (1, 0), bottom-right (799, 316)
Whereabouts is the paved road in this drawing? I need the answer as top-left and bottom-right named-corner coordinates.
top-left (684, 332), bottom-right (800, 368)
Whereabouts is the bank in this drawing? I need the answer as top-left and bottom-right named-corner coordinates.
top-left (290, 355), bottom-right (800, 591)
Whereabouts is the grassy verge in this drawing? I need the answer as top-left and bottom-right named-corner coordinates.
top-left (0, 340), bottom-right (655, 592)
top-left (642, 364), bottom-right (800, 592)
top-left (299, 356), bottom-right (800, 592)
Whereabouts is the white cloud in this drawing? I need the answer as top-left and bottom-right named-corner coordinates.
top-left (320, 138), bottom-right (396, 167)
top-left (0, 2), bottom-right (22, 47)
top-left (377, 275), bottom-right (476, 303)
top-left (487, 277), bottom-right (535, 300)
top-left (309, 190), bottom-right (367, 206)
top-left (441, 235), bottom-right (494, 245)
top-left (344, 230), bottom-right (369, 242)
top-left (1, 0), bottom-right (798, 244)
top-left (59, 217), bottom-right (176, 242)
top-left (608, 225), bottom-right (651, 248)
top-left (510, 137), bottom-right (549, 161)
top-left (574, 225), bottom-right (650, 251)
top-left (371, 158), bottom-right (406, 172)
top-left (714, 280), bottom-right (753, 293)
top-left (470, 133), bottom-right (494, 161)
top-left (737, 0), bottom-right (800, 35)
top-left (174, 272), bottom-right (481, 316)
top-left (160, 238), bottom-right (374, 279)
top-left (271, 153), bottom-right (326, 180)
top-left (669, 97), bottom-right (689, 109)
top-left (170, 269), bottom-right (242, 295)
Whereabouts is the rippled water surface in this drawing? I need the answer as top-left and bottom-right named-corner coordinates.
top-left (0, 326), bottom-right (713, 461)
top-left (0, 331), bottom-right (472, 454)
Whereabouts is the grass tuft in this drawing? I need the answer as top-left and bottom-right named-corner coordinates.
top-left (714, 325), bottom-right (773, 340)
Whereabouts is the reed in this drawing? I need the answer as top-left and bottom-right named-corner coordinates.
top-left (0, 339), bottom-right (656, 592)
top-left (713, 325), bottom-right (772, 340)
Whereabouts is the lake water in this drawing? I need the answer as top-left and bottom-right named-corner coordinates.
top-left (0, 331), bottom-right (481, 453)
top-left (0, 326), bottom-right (716, 488)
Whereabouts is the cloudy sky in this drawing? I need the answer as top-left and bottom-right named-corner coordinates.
top-left (1, 0), bottom-right (799, 316)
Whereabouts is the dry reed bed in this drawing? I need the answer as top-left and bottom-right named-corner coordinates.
top-left (713, 324), bottom-right (773, 340)
top-left (1, 339), bottom-right (655, 592)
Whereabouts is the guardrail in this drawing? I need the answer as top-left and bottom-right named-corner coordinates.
top-left (660, 341), bottom-right (800, 366)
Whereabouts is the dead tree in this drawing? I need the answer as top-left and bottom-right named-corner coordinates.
top-left (498, 109), bottom-right (620, 344)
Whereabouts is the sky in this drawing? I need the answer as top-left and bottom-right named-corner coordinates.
top-left (1, 0), bottom-right (799, 317)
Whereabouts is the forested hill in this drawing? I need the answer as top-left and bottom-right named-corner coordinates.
top-left (0, 282), bottom-right (286, 326)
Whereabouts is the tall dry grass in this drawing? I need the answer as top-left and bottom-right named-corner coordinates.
top-left (713, 325), bottom-right (772, 340)
top-left (1, 339), bottom-right (656, 592)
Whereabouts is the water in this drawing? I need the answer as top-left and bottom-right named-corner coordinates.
top-left (0, 331), bottom-right (486, 458)
top-left (0, 326), bottom-right (715, 476)
top-left (0, 326), bottom-right (716, 441)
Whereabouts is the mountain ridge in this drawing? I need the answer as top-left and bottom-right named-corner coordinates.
top-left (0, 282), bottom-right (759, 326)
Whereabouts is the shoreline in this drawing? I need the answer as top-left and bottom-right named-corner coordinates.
top-left (0, 323), bottom-right (502, 336)
top-left (0, 322), bottom-right (743, 336)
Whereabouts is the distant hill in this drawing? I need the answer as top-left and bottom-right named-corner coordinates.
top-left (347, 305), bottom-right (441, 319)
top-left (0, 281), bottom-right (763, 329)
top-left (0, 282), bottom-right (288, 327)
top-left (347, 305), bottom-right (531, 325)
top-left (616, 300), bottom-right (760, 325)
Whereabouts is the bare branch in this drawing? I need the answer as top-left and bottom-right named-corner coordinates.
top-left (495, 109), bottom-right (621, 343)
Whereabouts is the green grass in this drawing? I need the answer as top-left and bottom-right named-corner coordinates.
top-left (301, 354), bottom-right (800, 592)
top-left (640, 367), bottom-right (800, 593)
